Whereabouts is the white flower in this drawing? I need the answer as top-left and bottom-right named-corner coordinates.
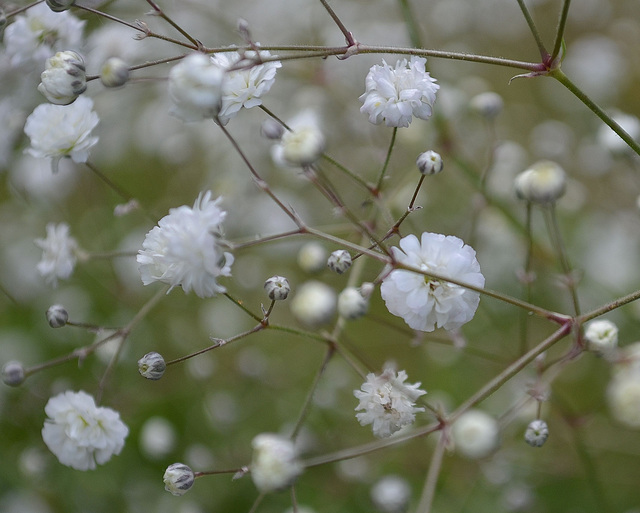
top-left (359, 57), bottom-right (439, 128)
top-left (271, 110), bottom-right (325, 167)
top-left (250, 433), bottom-right (302, 492)
top-left (354, 367), bottom-right (426, 438)
top-left (24, 95), bottom-right (99, 166)
top-left (290, 280), bottom-right (336, 327)
top-left (514, 160), bottom-right (566, 204)
top-left (35, 222), bottom-right (79, 286)
top-left (416, 150), bottom-right (443, 175)
top-left (211, 48), bottom-right (281, 125)
top-left (607, 368), bottom-right (640, 428)
top-left (168, 53), bottom-right (225, 122)
top-left (163, 462), bottom-right (195, 496)
top-left (38, 50), bottom-right (87, 105)
top-left (3, 3), bottom-right (85, 68)
top-left (371, 475), bottom-right (412, 513)
top-left (584, 319), bottom-right (618, 356)
top-left (41, 390), bottom-right (129, 470)
top-left (524, 419), bottom-right (549, 447)
top-left (337, 287), bottom-right (369, 320)
top-left (380, 232), bottom-right (484, 332)
top-left (137, 191), bottom-right (234, 298)
top-left (451, 409), bottom-right (499, 459)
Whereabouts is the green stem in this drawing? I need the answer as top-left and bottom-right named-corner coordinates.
top-left (577, 288), bottom-right (640, 323)
top-left (375, 128), bottom-right (398, 193)
top-left (551, 0), bottom-right (572, 61)
top-left (321, 154), bottom-right (373, 193)
top-left (415, 431), bottom-right (447, 513)
top-left (515, 0), bottom-right (548, 59)
top-left (145, 0), bottom-right (202, 49)
top-left (397, 0), bottom-right (422, 48)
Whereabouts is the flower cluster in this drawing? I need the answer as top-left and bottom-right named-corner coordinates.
top-left (250, 433), bottom-right (302, 492)
top-left (380, 232), bottom-right (484, 332)
top-left (354, 367), bottom-right (426, 438)
top-left (35, 222), bottom-right (79, 286)
top-left (41, 390), bottom-right (129, 470)
top-left (137, 191), bottom-right (234, 298)
top-left (359, 57), bottom-right (439, 128)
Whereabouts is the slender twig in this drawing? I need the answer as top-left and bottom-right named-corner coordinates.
top-left (5, 0), bottom-right (43, 19)
top-left (318, 0), bottom-right (356, 45)
top-left (551, 0), bottom-right (572, 62)
top-left (577, 288), bottom-right (640, 323)
top-left (321, 154), bottom-right (374, 193)
top-left (415, 431), bottom-right (448, 513)
top-left (145, 0), bottom-right (202, 49)
top-left (515, 0), bottom-right (548, 59)
top-left (375, 128), bottom-right (398, 193)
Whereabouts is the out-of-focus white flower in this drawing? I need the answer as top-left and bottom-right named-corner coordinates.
top-left (271, 110), bottom-right (324, 167)
top-left (451, 409), bottom-right (499, 459)
top-left (371, 475), bottom-right (412, 513)
top-left (3, 3), bottom-right (85, 68)
top-left (137, 191), bottom-right (234, 298)
top-left (297, 242), bottom-right (327, 273)
top-left (35, 222), bottom-right (79, 286)
top-left (38, 50), bottom-right (86, 105)
top-left (584, 319), bottom-right (618, 356)
top-left (168, 53), bottom-right (225, 122)
top-left (139, 416), bottom-right (176, 459)
top-left (100, 57), bottom-right (129, 88)
top-left (359, 57), bottom-right (439, 128)
top-left (338, 287), bottom-right (369, 320)
top-left (24, 96), bottom-right (99, 167)
top-left (290, 280), bottom-right (336, 326)
top-left (210, 48), bottom-right (281, 126)
top-left (607, 367), bottom-right (640, 428)
top-left (41, 390), bottom-right (128, 470)
top-left (514, 160), bottom-right (566, 204)
top-left (2, 361), bottom-right (26, 387)
top-left (46, 304), bottom-right (69, 327)
top-left (469, 91), bottom-right (504, 119)
top-left (380, 232), bottom-right (484, 332)
top-left (250, 433), bottom-right (302, 492)
top-left (163, 463), bottom-right (195, 496)
top-left (597, 111), bottom-right (640, 155)
top-left (354, 367), bottom-right (426, 438)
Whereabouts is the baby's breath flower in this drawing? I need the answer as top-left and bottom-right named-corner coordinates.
top-left (469, 91), bottom-right (504, 119)
top-left (297, 242), bottom-right (327, 273)
top-left (337, 287), bottom-right (369, 320)
top-left (371, 475), bottom-right (411, 513)
top-left (100, 57), bottom-right (130, 88)
top-left (138, 352), bottom-right (166, 380)
top-left (250, 433), bottom-right (302, 492)
top-left (264, 275), bottom-right (291, 301)
top-left (584, 319), bottom-right (618, 356)
top-left (2, 361), bottom-right (26, 387)
top-left (290, 281), bottom-right (336, 327)
top-left (607, 368), bottom-right (640, 428)
top-left (35, 223), bottom-right (79, 287)
top-left (524, 419), bottom-right (549, 447)
top-left (327, 249), bottom-right (352, 274)
top-left (452, 409), bottom-right (499, 459)
top-left (163, 463), bottom-right (195, 496)
top-left (46, 304), bottom-right (69, 328)
top-left (38, 51), bottom-right (87, 105)
top-left (416, 150), bottom-right (443, 175)
top-left (514, 161), bottom-right (566, 204)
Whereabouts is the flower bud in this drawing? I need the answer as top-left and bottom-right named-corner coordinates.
top-left (163, 463), bottom-right (195, 496)
top-left (452, 409), bottom-right (499, 459)
top-left (607, 369), bottom-right (640, 428)
top-left (100, 57), bottom-right (130, 88)
top-left (45, 0), bottom-right (74, 13)
top-left (290, 281), bottom-right (336, 327)
top-left (469, 91), bottom-right (504, 119)
top-left (514, 161), bottom-right (566, 204)
top-left (297, 242), bottom-right (327, 273)
top-left (524, 419), bottom-right (549, 447)
top-left (584, 319), bottom-right (618, 357)
top-left (2, 360), bottom-right (26, 387)
top-left (46, 304), bottom-right (69, 328)
top-left (251, 433), bottom-right (302, 492)
top-left (281, 126), bottom-right (325, 167)
top-left (38, 51), bottom-right (87, 105)
top-left (370, 475), bottom-right (411, 513)
top-left (261, 118), bottom-right (285, 140)
top-left (264, 275), bottom-right (291, 300)
top-left (337, 287), bottom-right (368, 320)
top-left (416, 150), bottom-right (443, 175)
top-left (138, 352), bottom-right (166, 380)
top-left (327, 249), bottom-right (352, 274)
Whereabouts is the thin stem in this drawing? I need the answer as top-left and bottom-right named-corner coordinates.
top-left (321, 154), bottom-right (374, 193)
top-left (408, 175), bottom-right (426, 210)
top-left (515, 0), bottom-right (548, 59)
top-left (318, 0), bottom-right (356, 45)
top-left (551, 0), bottom-right (572, 61)
top-left (519, 202), bottom-right (534, 354)
top-left (397, 0), bottom-right (422, 48)
top-left (223, 292), bottom-right (263, 322)
top-left (375, 128), bottom-right (398, 193)
top-left (415, 431), bottom-right (448, 513)
top-left (230, 229), bottom-right (304, 250)
top-left (145, 0), bottom-right (202, 49)
top-left (577, 288), bottom-right (640, 323)
top-left (551, 69), bottom-right (640, 157)
top-left (5, 0), bottom-right (43, 18)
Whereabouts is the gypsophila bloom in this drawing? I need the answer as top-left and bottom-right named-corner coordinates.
top-left (338, 287), bottom-right (369, 320)
top-left (24, 95), bottom-right (99, 168)
top-left (168, 53), bottom-right (225, 122)
top-left (46, 304), bottom-right (69, 327)
top-left (514, 161), bottom-right (566, 204)
top-left (359, 57), bottom-right (439, 128)
top-left (297, 242), bottom-right (328, 273)
top-left (138, 352), bottom-right (166, 380)
top-left (264, 275), bottom-right (291, 301)
top-left (327, 249), bottom-right (352, 274)
top-left (371, 475), bottom-right (411, 513)
top-left (452, 409), bottom-right (499, 459)
top-left (524, 419), bottom-right (549, 447)
top-left (3, 3), bottom-right (85, 68)
top-left (381, 232), bottom-right (484, 332)
top-left (271, 110), bottom-right (325, 167)
top-left (210, 48), bottom-right (281, 126)
top-left (42, 390), bottom-right (128, 470)
top-left (38, 51), bottom-right (87, 105)
top-left (607, 368), bottom-right (640, 428)
top-left (290, 280), bottom-right (336, 327)
top-left (100, 57), bottom-right (130, 88)
top-left (137, 191), bottom-right (234, 298)
top-left (163, 463), bottom-right (195, 496)
top-left (250, 433), bottom-right (302, 492)
top-left (469, 91), bottom-right (504, 119)
top-left (35, 223), bottom-right (79, 286)
top-left (354, 367), bottom-right (426, 438)
top-left (416, 150), bottom-right (443, 175)
top-left (584, 319), bottom-right (618, 356)
top-left (2, 361), bottom-right (26, 387)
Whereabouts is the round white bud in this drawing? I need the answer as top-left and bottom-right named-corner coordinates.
top-left (163, 463), bottom-right (195, 496)
top-left (138, 352), bottom-right (166, 380)
top-left (46, 304), bottom-right (69, 328)
top-left (281, 126), bottom-right (325, 167)
top-left (584, 319), bottom-right (618, 357)
top-left (264, 275), bottom-right (291, 300)
top-left (514, 161), bottom-right (566, 204)
top-left (469, 91), bottom-right (504, 119)
top-left (251, 433), bottom-right (302, 492)
top-left (416, 150), bottom-right (443, 175)
top-left (38, 51), bottom-right (87, 105)
top-left (360, 282), bottom-right (375, 298)
top-left (607, 369), bottom-right (640, 428)
top-left (337, 287), bottom-right (368, 320)
top-left (100, 57), bottom-right (130, 88)
top-left (524, 419), bottom-right (549, 447)
top-left (290, 280), bottom-right (336, 327)
top-left (2, 360), bottom-right (26, 387)
top-left (452, 409), bottom-right (499, 459)
top-left (327, 249), bottom-right (352, 274)
top-left (370, 475), bottom-right (411, 513)
top-left (45, 0), bottom-right (74, 13)
top-left (261, 118), bottom-right (285, 140)
top-left (297, 242), bottom-right (327, 273)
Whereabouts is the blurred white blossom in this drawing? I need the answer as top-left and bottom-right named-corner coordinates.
top-left (250, 433), bottom-right (302, 492)
top-left (452, 409), bottom-right (499, 459)
top-left (608, 366), bottom-right (640, 428)
top-left (35, 222), bottom-right (79, 286)
top-left (371, 475), bottom-right (411, 513)
top-left (584, 319), bottom-right (618, 356)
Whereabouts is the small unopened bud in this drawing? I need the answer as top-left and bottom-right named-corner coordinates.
top-left (514, 161), bottom-right (566, 204)
top-left (327, 249), bottom-right (352, 274)
top-left (100, 57), bottom-right (130, 88)
top-left (337, 287), bottom-right (368, 320)
top-left (584, 319), bottom-right (618, 357)
top-left (469, 91), bottom-right (504, 119)
top-left (261, 118), bottom-right (285, 140)
top-left (524, 419), bottom-right (549, 447)
top-left (138, 352), bottom-right (166, 380)
top-left (38, 51), bottom-right (86, 105)
top-left (297, 242), bottom-right (327, 273)
top-left (281, 126), bottom-right (325, 167)
top-left (264, 275), bottom-right (291, 300)
top-left (45, 0), bottom-right (74, 13)
top-left (2, 360), bottom-right (26, 387)
top-left (416, 150), bottom-right (443, 175)
top-left (360, 282), bottom-right (375, 298)
top-left (251, 433), bottom-right (302, 492)
top-left (46, 304), bottom-right (69, 328)
top-left (163, 463), bottom-right (195, 496)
